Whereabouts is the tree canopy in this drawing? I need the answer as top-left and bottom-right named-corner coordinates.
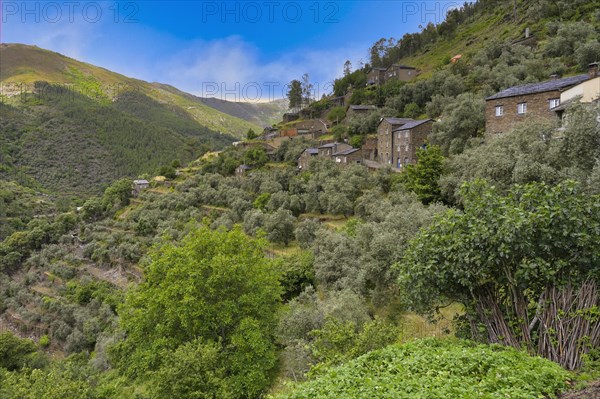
top-left (113, 224), bottom-right (282, 397)
top-left (398, 180), bottom-right (600, 369)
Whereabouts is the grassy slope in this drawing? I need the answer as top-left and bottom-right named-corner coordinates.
top-left (153, 83), bottom-right (289, 128)
top-left (0, 43), bottom-right (262, 138)
top-left (382, 0), bottom-right (598, 80)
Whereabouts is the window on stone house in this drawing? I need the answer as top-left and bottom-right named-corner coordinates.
top-left (517, 102), bottom-right (527, 114)
top-left (495, 105), bottom-right (504, 116)
top-left (549, 98), bottom-right (560, 109)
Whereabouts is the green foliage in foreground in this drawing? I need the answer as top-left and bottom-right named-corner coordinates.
top-left (276, 338), bottom-right (570, 399)
top-left (399, 180), bottom-right (600, 369)
top-left (398, 145), bottom-right (445, 204)
top-left (113, 224), bottom-right (282, 398)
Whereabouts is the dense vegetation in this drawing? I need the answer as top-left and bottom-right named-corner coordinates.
top-left (1, 1), bottom-right (599, 397)
top-left (276, 338), bottom-right (571, 399)
top-left (0, 84), bottom-right (233, 197)
top-left (331, 1), bottom-right (600, 152)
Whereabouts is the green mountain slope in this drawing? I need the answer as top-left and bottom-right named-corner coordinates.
top-left (0, 44), bottom-right (263, 137)
top-left (0, 44), bottom-right (266, 196)
top-left (153, 83), bottom-right (289, 128)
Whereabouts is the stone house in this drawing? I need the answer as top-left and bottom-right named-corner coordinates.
top-left (333, 148), bottom-right (363, 165)
top-left (330, 96), bottom-right (345, 107)
top-left (558, 63), bottom-right (600, 103)
top-left (282, 112), bottom-right (299, 123)
top-left (361, 136), bottom-right (378, 161)
top-left (553, 63), bottom-right (600, 124)
top-left (132, 179), bottom-right (149, 197)
top-left (346, 105), bottom-right (376, 118)
top-left (367, 67), bottom-right (387, 86)
top-left (235, 164), bottom-right (252, 176)
top-left (392, 119), bottom-right (433, 168)
top-left (318, 142), bottom-right (352, 158)
top-left (377, 117), bottom-right (416, 165)
top-left (279, 128), bottom-right (298, 138)
top-left (297, 148), bottom-right (319, 170)
top-left (294, 119), bottom-right (329, 135)
top-left (385, 64), bottom-right (417, 82)
top-left (485, 74), bottom-right (590, 134)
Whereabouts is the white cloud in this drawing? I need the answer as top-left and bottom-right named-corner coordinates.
top-left (159, 36), bottom-right (368, 101)
top-left (3, 3), bottom-right (369, 102)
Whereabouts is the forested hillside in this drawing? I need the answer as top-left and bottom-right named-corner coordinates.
top-left (0, 1), bottom-right (599, 398)
top-left (0, 44), bottom-right (264, 138)
top-left (0, 44), bottom-right (264, 199)
top-left (154, 83), bottom-right (288, 127)
top-left (328, 0), bottom-right (600, 155)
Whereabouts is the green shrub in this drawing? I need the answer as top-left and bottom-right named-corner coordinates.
top-left (278, 339), bottom-right (570, 399)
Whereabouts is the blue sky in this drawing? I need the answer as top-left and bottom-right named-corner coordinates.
top-left (2, 1), bottom-right (463, 100)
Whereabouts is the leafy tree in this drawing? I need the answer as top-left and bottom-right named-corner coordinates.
top-left (301, 73), bottom-right (314, 108)
top-left (103, 178), bottom-right (132, 208)
top-left (246, 128), bottom-right (258, 140)
top-left (398, 180), bottom-right (600, 369)
top-left (158, 165), bottom-right (177, 179)
top-left (343, 60), bottom-right (352, 76)
top-left (575, 40), bottom-right (600, 69)
top-left (244, 147), bottom-right (268, 167)
top-left (264, 209), bottom-right (296, 246)
top-left (253, 192), bottom-right (271, 211)
top-left (403, 102), bottom-right (421, 118)
top-left (327, 107), bottom-right (346, 124)
top-left (287, 80), bottom-right (303, 111)
top-left (114, 225), bottom-right (282, 397)
top-left (151, 339), bottom-right (232, 399)
top-left (295, 218), bottom-right (320, 249)
top-left (0, 366), bottom-right (92, 399)
top-left (429, 93), bottom-right (485, 155)
top-left (399, 145), bottom-right (445, 204)
top-left (275, 252), bottom-right (315, 301)
top-left (0, 333), bottom-right (39, 371)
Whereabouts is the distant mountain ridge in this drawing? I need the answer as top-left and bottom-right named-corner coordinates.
top-left (0, 43), bottom-right (271, 137)
top-left (152, 83), bottom-right (288, 128)
top-left (0, 43), bottom-right (278, 196)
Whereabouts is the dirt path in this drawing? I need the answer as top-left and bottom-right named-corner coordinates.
top-left (560, 380), bottom-right (600, 399)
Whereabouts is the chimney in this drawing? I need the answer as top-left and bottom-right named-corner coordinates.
top-left (589, 62), bottom-right (599, 79)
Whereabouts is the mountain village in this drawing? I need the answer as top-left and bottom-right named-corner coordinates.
top-left (233, 60), bottom-right (599, 176)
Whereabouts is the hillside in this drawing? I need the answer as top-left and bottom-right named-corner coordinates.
top-left (153, 83), bottom-right (288, 127)
top-left (0, 44), bottom-right (267, 197)
top-left (0, 1), bottom-right (599, 398)
top-left (0, 44), bottom-right (264, 137)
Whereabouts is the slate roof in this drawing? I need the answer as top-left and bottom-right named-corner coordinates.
top-left (370, 67), bottom-right (387, 71)
top-left (390, 64), bottom-right (416, 69)
top-left (319, 142), bottom-right (342, 148)
top-left (378, 117), bottom-right (415, 127)
top-left (349, 105), bottom-right (376, 110)
top-left (305, 148), bottom-right (319, 155)
top-left (333, 148), bottom-right (360, 156)
top-left (485, 75), bottom-right (589, 100)
top-left (392, 119), bottom-right (432, 131)
top-left (133, 179), bottom-right (149, 185)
